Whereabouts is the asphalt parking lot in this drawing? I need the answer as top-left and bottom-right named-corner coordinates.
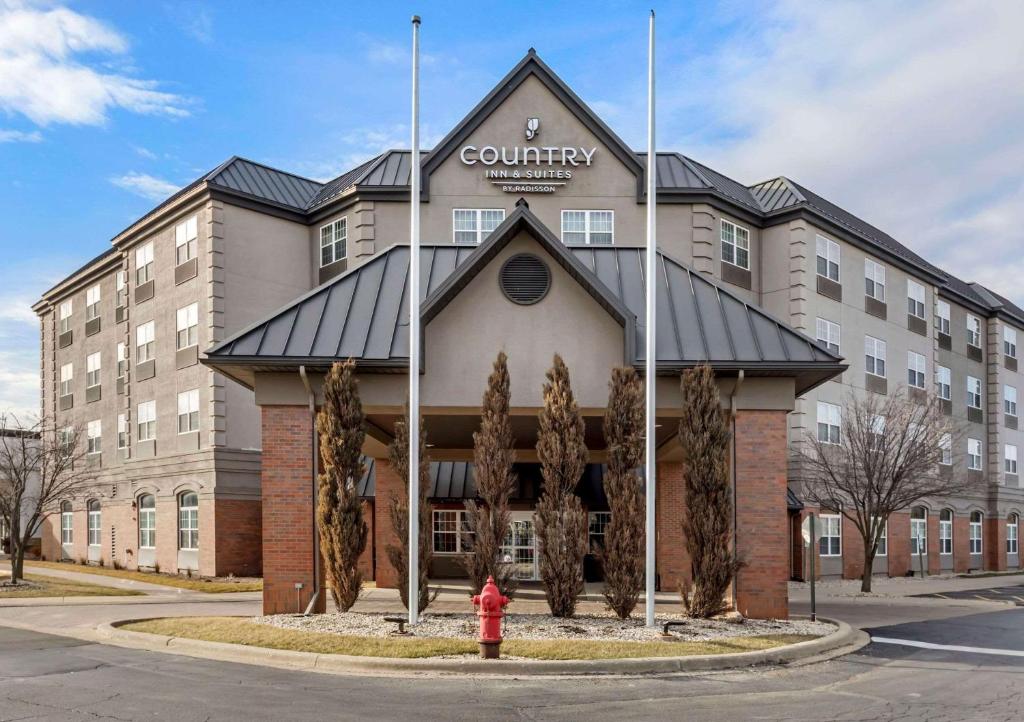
top-left (913, 584), bottom-right (1024, 606)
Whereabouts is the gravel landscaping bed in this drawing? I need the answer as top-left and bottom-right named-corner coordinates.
top-left (257, 611), bottom-right (833, 642)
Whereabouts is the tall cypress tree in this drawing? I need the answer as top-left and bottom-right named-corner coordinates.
top-left (535, 354), bottom-right (589, 618)
top-left (316, 359), bottom-right (368, 612)
top-left (678, 364), bottom-right (741, 618)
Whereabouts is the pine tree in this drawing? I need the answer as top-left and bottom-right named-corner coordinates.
top-left (678, 364), bottom-right (741, 618)
top-left (386, 406), bottom-right (435, 611)
top-left (315, 360), bottom-right (368, 612)
top-left (535, 354), bottom-right (589, 617)
top-left (462, 352), bottom-right (520, 597)
top-left (599, 367), bottom-right (646, 619)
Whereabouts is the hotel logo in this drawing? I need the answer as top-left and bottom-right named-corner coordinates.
top-left (525, 117), bottom-right (540, 140)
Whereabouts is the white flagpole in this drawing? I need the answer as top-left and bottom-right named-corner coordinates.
top-left (408, 14), bottom-right (421, 626)
top-left (644, 8), bottom-right (658, 628)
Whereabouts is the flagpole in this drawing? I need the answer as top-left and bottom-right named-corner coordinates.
top-left (644, 8), bottom-right (658, 628)
top-left (408, 14), bottom-right (422, 627)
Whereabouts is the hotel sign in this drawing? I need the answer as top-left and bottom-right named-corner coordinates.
top-left (458, 118), bottom-right (596, 193)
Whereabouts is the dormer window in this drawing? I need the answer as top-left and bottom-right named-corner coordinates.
top-left (319, 218), bottom-right (347, 267)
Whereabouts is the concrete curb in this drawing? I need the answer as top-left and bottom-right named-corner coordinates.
top-left (97, 616), bottom-right (865, 677)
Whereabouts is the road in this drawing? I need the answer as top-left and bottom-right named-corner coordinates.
top-left (2, 607), bottom-right (1024, 721)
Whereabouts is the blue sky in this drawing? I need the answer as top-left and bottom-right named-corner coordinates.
top-left (2, 0), bottom-right (1023, 418)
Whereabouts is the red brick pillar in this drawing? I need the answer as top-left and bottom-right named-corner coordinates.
top-left (953, 515), bottom-right (970, 573)
top-left (734, 410), bottom-right (788, 619)
top-left (985, 517), bottom-right (1006, 572)
top-left (655, 461), bottom-right (688, 592)
top-left (927, 513), bottom-right (941, 575)
top-left (373, 459), bottom-right (402, 588)
top-left (261, 405), bottom-right (323, 614)
top-left (215, 499), bottom-right (263, 577)
top-left (842, 515), bottom-right (865, 580)
top-left (888, 512), bottom-right (911, 577)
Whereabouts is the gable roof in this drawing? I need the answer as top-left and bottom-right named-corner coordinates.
top-left (206, 157), bottom-right (323, 210)
top-left (204, 205), bottom-right (844, 394)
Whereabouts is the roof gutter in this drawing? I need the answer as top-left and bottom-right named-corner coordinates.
top-left (299, 365), bottom-right (321, 615)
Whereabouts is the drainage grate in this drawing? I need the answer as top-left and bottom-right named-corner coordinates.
top-left (499, 253), bottom-right (551, 305)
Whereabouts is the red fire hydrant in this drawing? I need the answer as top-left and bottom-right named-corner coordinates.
top-left (472, 575), bottom-right (510, 659)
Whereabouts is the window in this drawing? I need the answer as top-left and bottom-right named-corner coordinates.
top-left (968, 438), bottom-right (982, 470)
top-left (86, 352), bottom-right (101, 388)
top-left (865, 336), bottom-right (886, 377)
top-left (137, 400), bottom-right (156, 441)
top-left (175, 215), bottom-right (198, 265)
top-left (561, 210), bottom-right (613, 245)
top-left (720, 219), bottom-right (750, 269)
top-left (816, 318), bottom-right (840, 355)
top-left (907, 351), bottom-right (926, 389)
top-left (871, 414), bottom-right (886, 437)
top-left (59, 363), bottom-right (73, 396)
top-left (115, 271), bottom-right (127, 307)
top-left (85, 284), bottom-right (101, 321)
top-left (176, 303), bottom-right (198, 349)
top-left (87, 419), bottom-right (101, 455)
top-left (910, 508), bottom-right (928, 556)
top-left (138, 494), bottom-right (156, 549)
top-left (969, 511), bottom-right (983, 555)
top-left (319, 218), bottom-right (347, 267)
top-left (431, 509), bottom-right (474, 554)
top-left (178, 492), bottom-right (199, 550)
top-left (1008, 514), bottom-right (1019, 555)
top-left (817, 402), bottom-right (841, 444)
top-left (453, 209), bottom-right (505, 244)
top-left (58, 300), bottom-right (72, 333)
top-left (864, 259), bottom-right (885, 301)
top-left (136, 320), bottom-right (155, 363)
top-left (939, 510), bottom-right (953, 555)
top-left (1006, 327), bottom-right (1018, 359)
top-left (966, 314), bottom-right (981, 348)
top-left (117, 414), bottom-right (127, 449)
top-left (58, 427), bottom-right (73, 452)
top-left (818, 514), bottom-right (841, 556)
top-left (1006, 385), bottom-right (1018, 418)
top-left (87, 500), bottom-right (101, 546)
top-left (135, 242), bottom-right (154, 285)
top-left (589, 511), bottom-right (612, 550)
top-left (935, 299), bottom-right (951, 335)
top-left (873, 517), bottom-right (888, 557)
top-left (935, 365), bottom-right (951, 400)
top-left (967, 376), bottom-right (982, 409)
top-left (907, 280), bottom-right (926, 319)
top-left (177, 389), bottom-right (199, 433)
top-left (60, 501), bottom-right (73, 545)
top-left (939, 433), bottom-right (952, 466)
top-left (1006, 444), bottom-right (1018, 475)
top-left (816, 235), bottom-right (840, 282)
top-left (116, 342), bottom-right (126, 378)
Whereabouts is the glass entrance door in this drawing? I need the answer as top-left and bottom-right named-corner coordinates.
top-left (502, 512), bottom-right (539, 581)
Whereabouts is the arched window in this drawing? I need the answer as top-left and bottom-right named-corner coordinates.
top-left (939, 509), bottom-right (954, 555)
top-left (910, 507), bottom-right (928, 556)
top-left (1007, 513), bottom-right (1019, 556)
top-left (178, 492), bottom-right (198, 551)
top-left (87, 499), bottom-right (101, 547)
top-left (60, 501), bottom-right (73, 546)
top-left (969, 511), bottom-right (983, 555)
top-left (138, 494), bottom-right (156, 549)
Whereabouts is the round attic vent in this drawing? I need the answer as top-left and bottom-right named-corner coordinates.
top-left (499, 253), bottom-right (551, 305)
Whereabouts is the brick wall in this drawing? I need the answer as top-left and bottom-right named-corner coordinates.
top-left (927, 513), bottom-right (941, 575)
top-left (734, 410), bottom-right (788, 619)
top-left (953, 516), bottom-right (970, 573)
top-left (655, 461), bottom-right (688, 592)
top-left (215, 499), bottom-right (262, 577)
top-left (985, 517), bottom-right (1006, 572)
top-left (373, 459), bottom-right (403, 589)
top-left (888, 512), bottom-right (911, 577)
top-left (841, 515), bottom-right (865, 580)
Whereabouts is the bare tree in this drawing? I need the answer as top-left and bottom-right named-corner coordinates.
top-left (0, 415), bottom-right (97, 584)
top-left (793, 389), bottom-right (971, 592)
top-left (462, 351), bottom-right (519, 597)
top-left (386, 405), bottom-right (436, 611)
top-left (315, 360), bottom-right (368, 612)
top-left (535, 355), bottom-right (589, 617)
top-left (678, 365), bottom-right (742, 618)
top-left (599, 367), bottom-right (645, 619)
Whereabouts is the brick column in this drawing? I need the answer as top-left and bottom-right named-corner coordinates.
top-left (953, 515), bottom-right (970, 573)
top-left (927, 513), bottom-right (941, 575)
top-left (842, 515), bottom-right (865, 580)
top-left (373, 458), bottom-right (403, 588)
top-left (734, 410), bottom-right (789, 619)
top-left (655, 461), bottom-right (688, 592)
top-left (985, 517), bottom-right (1006, 572)
top-left (888, 512), bottom-right (911, 577)
top-left (261, 405), bottom-right (322, 614)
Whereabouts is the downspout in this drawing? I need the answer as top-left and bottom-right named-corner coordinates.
top-left (728, 370), bottom-right (745, 612)
top-left (300, 365), bottom-right (321, 616)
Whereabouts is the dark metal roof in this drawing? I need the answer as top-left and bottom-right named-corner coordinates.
top-left (749, 177), bottom-right (805, 212)
top-left (206, 157), bottom-right (323, 210)
top-left (305, 154), bottom-right (389, 210)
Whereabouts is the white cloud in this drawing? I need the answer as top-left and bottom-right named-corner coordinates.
top-left (653, 0), bottom-right (1024, 305)
top-left (165, 3), bottom-right (213, 44)
top-left (0, 0), bottom-right (190, 126)
top-left (0, 127), bottom-right (41, 142)
top-left (109, 172), bottom-right (180, 200)
top-left (132, 144), bottom-right (157, 159)
top-left (365, 39), bottom-right (438, 67)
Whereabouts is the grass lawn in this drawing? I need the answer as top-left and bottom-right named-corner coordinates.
top-left (121, 617), bottom-right (815, 660)
top-left (27, 561), bottom-right (262, 593)
top-left (0, 574), bottom-right (145, 598)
